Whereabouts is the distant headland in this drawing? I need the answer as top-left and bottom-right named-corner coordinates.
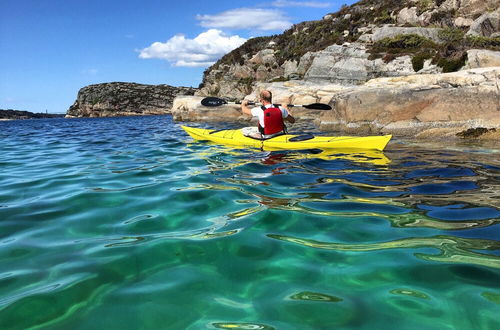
top-left (0, 109), bottom-right (65, 120)
top-left (65, 82), bottom-right (196, 118)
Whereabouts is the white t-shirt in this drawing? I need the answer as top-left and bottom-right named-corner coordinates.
top-left (250, 104), bottom-right (289, 128)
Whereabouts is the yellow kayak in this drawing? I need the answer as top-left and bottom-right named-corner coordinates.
top-left (182, 126), bottom-right (392, 151)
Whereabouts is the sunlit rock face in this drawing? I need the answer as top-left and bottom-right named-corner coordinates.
top-left (66, 82), bottom-right (196, 118)
top-left (173, 67), bottom-right (500, 139)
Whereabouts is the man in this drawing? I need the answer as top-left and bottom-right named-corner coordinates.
top-left (241, 90), bottom-right (295, 139)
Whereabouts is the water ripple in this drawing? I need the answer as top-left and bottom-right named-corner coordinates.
top-left (267, 234), bottom-right (500, 269)
top-left (0, 117), bottom-right (499, 329)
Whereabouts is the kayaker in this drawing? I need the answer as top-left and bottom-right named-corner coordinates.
top-left (241, 90), bottom-right (295, 139)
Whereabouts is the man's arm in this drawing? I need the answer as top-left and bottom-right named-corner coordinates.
top-left (282, 106), bottom-right (296, 124)
top-left (285, 114), bottom-right (296, 124)
top-left (241, 100), bottom-right (253, 116)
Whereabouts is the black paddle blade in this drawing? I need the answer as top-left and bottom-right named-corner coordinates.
top-left (302, 103), bottom-right (332, 110)
top-left (201, 97), bottom-right (227, 107)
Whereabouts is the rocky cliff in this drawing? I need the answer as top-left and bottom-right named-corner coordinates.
top-left (171, 0), bottom-right (499, 139)
top-left (66, 82), bottom-right (196, 118)
top-left (198, 0), bottom-right (499, 99)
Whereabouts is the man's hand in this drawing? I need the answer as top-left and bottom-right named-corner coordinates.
top-left (241, 99), bottom-right (252, 115)
top-left (284, 106), bottom-right (295, 124)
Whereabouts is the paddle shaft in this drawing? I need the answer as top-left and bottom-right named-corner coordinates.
top-left (245, 102), bottom-right (299, 107)
top-left (201, 97), bottom-right (332, 110)
top-left (200, 97), bottom-right (332, 110)
top-left (237, 101), bottom-right (331, 110)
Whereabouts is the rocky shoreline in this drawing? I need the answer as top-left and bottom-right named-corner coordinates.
top-left (171, 67), bottom-right (500, 140)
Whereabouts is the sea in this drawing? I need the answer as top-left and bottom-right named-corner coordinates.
top-left (0, 115), bottom-right (499, 329)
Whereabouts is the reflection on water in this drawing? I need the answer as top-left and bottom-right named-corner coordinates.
top-left (267, 234), bottom-right (500, 269)
top-left (212, 322), bottom-right (275, 330)
top-left (0, 116), bottom-right (499, 329)
top-left (289, 291), bottom-right (343, 302)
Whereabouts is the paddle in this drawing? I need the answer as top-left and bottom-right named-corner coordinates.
top-left (201, 97), bottom-right (332, 110)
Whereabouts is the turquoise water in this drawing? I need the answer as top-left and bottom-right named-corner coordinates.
top-left (0, 115), bottom-right (499, 329)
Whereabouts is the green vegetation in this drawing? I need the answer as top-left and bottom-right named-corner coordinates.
top-left (268, 1), bottom-right (411, 64)
top-left (376, 10), bottom-right (394, 24)
top-left (372, 34), bottom-right (438, 54)
top-left (369, 34), bottom-right (438, 65)
top-left (370, 29), bottom-right (499, 73)
top-left (274, 21), bottom-right (345, 64)
top-left (465, 35), bottom-right (500, 50)
top-left (437, 53), bottom-right (467, 72)
top-left (411, 52), bottom-right (434, 71)
top-left (417, 0), bottom-right (434, 15)
top-left (438, 28), bottom-right (465, 43)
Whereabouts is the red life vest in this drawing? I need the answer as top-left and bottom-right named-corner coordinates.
top-left (259, 105), bottom-right (285, 135)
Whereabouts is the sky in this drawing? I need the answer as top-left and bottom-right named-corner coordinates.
top-left (0, 0), bottom-right (357, 113)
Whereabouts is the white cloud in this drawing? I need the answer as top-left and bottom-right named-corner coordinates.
top-left (271, 0), bottom-right (331, 8)
top-left (196, 8), bottom-right (292, 31)
top-left (138, 29), bottom-right (247, 67)
top-left (82, 68), bottom-right (98, 76)
top-left (3, 97), bottom-right (15, 103)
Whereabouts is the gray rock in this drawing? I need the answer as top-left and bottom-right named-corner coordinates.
top-left (397, 7), bottom-right (419, 26)
top-left (357, 33), bottom-right (374, 43)
top-left (303, 43), bottom-right (416, 84)
top-left (439, 0), bottom-right (461, 12)
top-left (370, 25), bottom-right (444, 43)
top-left (466, 9), bottom-right (500, 37)
top-left (418, 10), bottom-right (434, 27)
top-left (249, 49), bottom-right (276, 65)
top-left (283, 60), bottom-right (299, 79)
top-left (454, 17), bottom-right (474, 28)
top-left (304, 44), bottom-right (371, 83)
top-left (419, 59), bottom-right (441, 74)
top-left (463, 49), bottom-right (500, 69)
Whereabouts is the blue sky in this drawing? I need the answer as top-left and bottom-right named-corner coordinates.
top-left (0, 0), bottom-right (356, 113)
